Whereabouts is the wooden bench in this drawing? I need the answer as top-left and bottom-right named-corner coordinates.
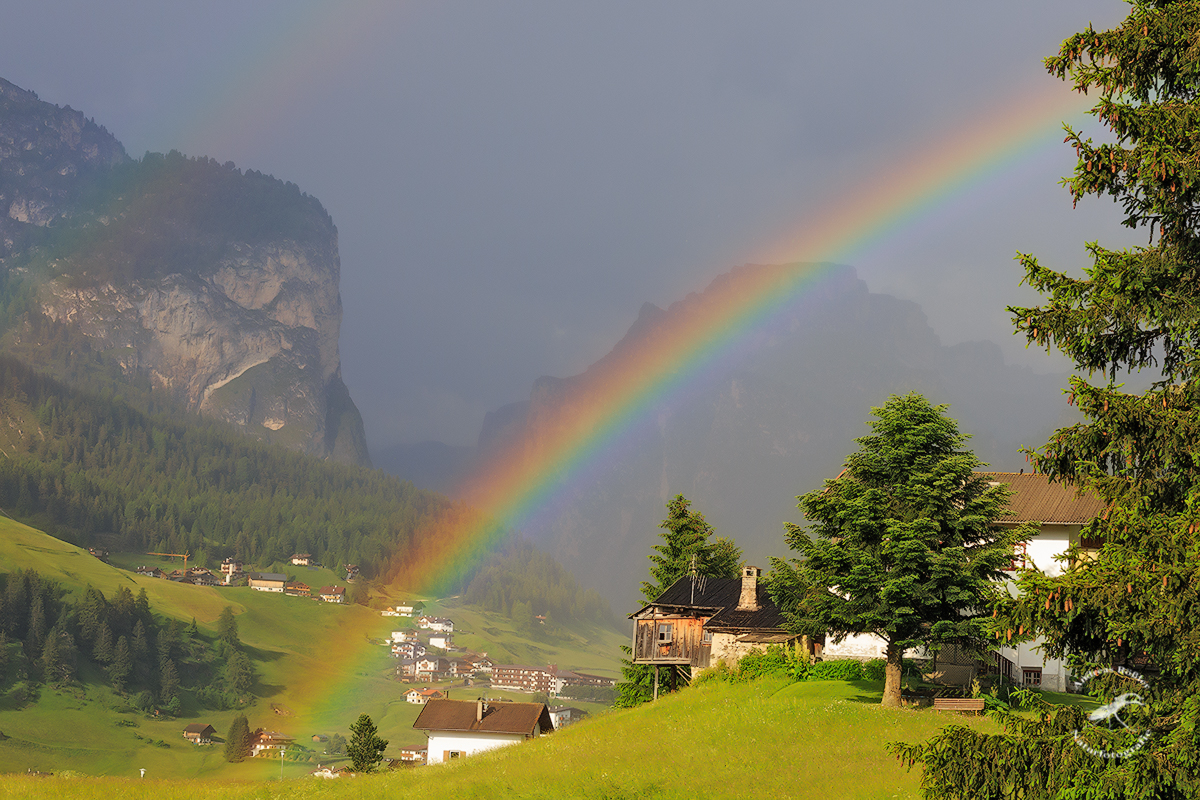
top-left (932, 697), bottom-right (985, 714)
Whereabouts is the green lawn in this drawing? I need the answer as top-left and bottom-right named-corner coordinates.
top-left (0, 677), bottom-right (1000, 799)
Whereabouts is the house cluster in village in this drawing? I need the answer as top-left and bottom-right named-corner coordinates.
top-left (631, 471), bottom-right (1109, 695)
top-left (131, 554), bottom-right (352, 605)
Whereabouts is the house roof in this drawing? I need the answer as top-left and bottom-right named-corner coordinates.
top-left (630, 575), bottom-right (791, 633)
top-left (413, 700), bottom-right (553, 736)
top-left (320, 586), bottom-right (345, 595)
top-left (248, 572), bottom-right (288, 582)
top-left (183, 723), bottom-right (216, 734)
top-left (978, 472), bottom-right (1107, 524)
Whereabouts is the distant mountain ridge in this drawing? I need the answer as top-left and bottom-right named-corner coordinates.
top-left (0, 77), bottom-right (369, 465)
top-left (387, 263), bottom-right (1074, 605)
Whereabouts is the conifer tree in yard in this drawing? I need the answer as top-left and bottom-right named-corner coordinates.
top-left (768, 393), bottom-right (1025, 708)
top-left (346, 713), bottom-right (388, 773)
top-left (223, 714), bottom-right (251, 763)
top-left (893, 4), bottom-right (1200, 797)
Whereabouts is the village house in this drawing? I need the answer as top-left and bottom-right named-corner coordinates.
top-left (188, 572), bottom-right (221, 587)
top-left (220, 558), bottom-right (244, 584)
top-left (392, 642), bottom-right (427, 660)
top-left (284, 581), bottom-right (311, 597)
top-left (467, 655), bottom-right (494, 675)
top-left (396, 658), bottom-right (417, 679)
top-left (428, 633), bottom-right (454, 650)
top-left (629, 566), bottom-right (797, 677)
top-left (88, 547), bottom-right (109, 562)
top-left (554, 669), bottom-right (615, 694)
top-left (344, 564), bottom-right (360, 582)
top-left (547, 706), bottom-right (587, 730)
top-left (182, 723), bottom-right (216, 744)
top-left (415, 657), bottom-right (451, 681)
top-left (247, 572), bottom-right (288, 592)
top-left (417, 616), bottom-right (454, 633)
top-left (391, 630), bottom-right (418, 644)
top-left (413, 699), bottom-right (553, 764)
top-left (405, 687), bottom-right (446, 704)
top-left (290, 553), bottom-right (312, 566)
top-left (397, 746), bottom-right (427, 764)
top-left (135, 565), bottom-right (163, 579)
top-left (249, 729), bottom-right (294, 757)
top-left (318, 586), bottom-right (346, 603)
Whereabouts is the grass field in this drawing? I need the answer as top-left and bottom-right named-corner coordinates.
top-left (0, 677), bottom-right (1001, 799)
top-left (0, 518), bottom-right (624, 779)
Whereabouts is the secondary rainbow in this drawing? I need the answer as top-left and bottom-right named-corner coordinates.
top-left (392, 82), bottom-right (1095, 592)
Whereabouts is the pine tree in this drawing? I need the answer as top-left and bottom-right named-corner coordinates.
top-left (108, 635), bottom-right (132, 694)
top-left (614, 495), bottom-right (742, 708)
top-left (216, 606), bottom-right (239, 647)
top-left (894, 4), bottom-right (1200, 796)
top-left (346, 713), bottom-right (388, 773)
top-left (769, 393), bottom-right (1024, 707)
top-left (224, 649), bottom-right (254, 696)
top-left (223, 714), bottom-right (251, 763)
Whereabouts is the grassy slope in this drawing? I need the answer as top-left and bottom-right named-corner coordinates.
top-left (0, 519), bottom-right (623, 778)
top-left (0, 677), bottom-right (1001, 799)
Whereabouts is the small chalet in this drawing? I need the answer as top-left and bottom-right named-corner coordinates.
top-left (417, 616), bottom-right (454, 633)
top-left (88, 547), bottom-right (109, 562)
top-left (182, 723), bottom-right (216, 744)
top-left (249, 729), bottom-right (294, 757)
top-left (429, 633), bottom-right (453, 650)
top-left (284, 581), bottom-right (311, 597)
top-left (397, 746), bottom-right (427, 764)
top-left (135, 566), bottom-right (163, 579)
top-left (319, 586), bottom-right (346, 603)
top-left (220, 558), bottom-right (244, 584)
top-left (290, 553), bottom-right (312, 566)
top-left (630, 566), bottom-right (796, 676)
top-left (248, 572), bottom-right (288, 592)
top-left (405, 687), bottom-right (446, 704)
top-left (344, 564), bottom-right (360, 582)
top-left (413, 699), bottom-right (553, 764)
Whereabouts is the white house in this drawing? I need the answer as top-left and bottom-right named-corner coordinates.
top-left (417, 616), bottom-right (454, 633)
top-left (413, 699), bottom-right (553, 764)
top-left (429, 634), bottom-right (454, 650)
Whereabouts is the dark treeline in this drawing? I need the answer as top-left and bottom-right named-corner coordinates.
top-left (0, 568), bottom-right (252, 712)
top-left (0, 355), bottom-right (479, 578)
top-left (464, 541), bottom-right (615, 629)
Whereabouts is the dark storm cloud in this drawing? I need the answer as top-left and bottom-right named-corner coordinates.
top-left (1, 1), bottom-right (1132, 449)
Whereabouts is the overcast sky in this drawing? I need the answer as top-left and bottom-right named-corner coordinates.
top-left (2, 1), bottom-right (1135, 450)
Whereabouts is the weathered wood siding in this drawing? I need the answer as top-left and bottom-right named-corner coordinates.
top-left (632, 617), bottom-right (710, 667)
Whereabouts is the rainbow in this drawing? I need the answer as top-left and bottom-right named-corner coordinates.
top-left (392, 81), bottom-right (1095, 592)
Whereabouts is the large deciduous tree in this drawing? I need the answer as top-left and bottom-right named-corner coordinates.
top-left (769, 393), bottom-right (1024, 708)
top-left (614, 495), bottom-right (742, 708)
top-left (894, 4), bottom-right (1200, 797)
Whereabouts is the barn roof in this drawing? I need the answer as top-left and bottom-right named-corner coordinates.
top-left (412, 700), bottom-right (553, 735)
top-left (978, 472), bottom-right (1107, 525)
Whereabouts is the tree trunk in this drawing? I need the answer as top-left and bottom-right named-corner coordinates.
top-left (882, 640), bottom-right (903, 708)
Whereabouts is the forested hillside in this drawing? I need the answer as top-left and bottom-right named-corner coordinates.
top-left (464, 541), bottom-right (615, 628)
top-left (0, 355), bottom-right (498, 584)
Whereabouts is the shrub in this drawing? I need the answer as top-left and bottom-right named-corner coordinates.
top-left (862, 658), bottom-right (886, 681)
top-left (807, 659), bottom-right (864, 681)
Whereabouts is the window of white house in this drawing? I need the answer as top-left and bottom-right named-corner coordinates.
top-left (1022, 668), bottom-right (1042, 687)
top-left (1010, 542), bottom-right (1028, 571)
top-left (701, 630), bottom-right (713, 644)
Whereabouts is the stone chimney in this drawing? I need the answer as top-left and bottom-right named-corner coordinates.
top-left (477, 698), bottom-right (486, 722)
top-left (737, 566), bottom-right (761, 611)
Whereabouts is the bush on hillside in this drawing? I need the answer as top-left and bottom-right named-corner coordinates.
top-left (863, 658), bottom-right (886, 682)
top-left (807, 659), bottom-right (865, 682)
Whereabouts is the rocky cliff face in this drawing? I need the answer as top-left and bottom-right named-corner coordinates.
top-left (0, 78), bottom-right (370, 465)
top-left (468, 264), bottom-right (1074, 604)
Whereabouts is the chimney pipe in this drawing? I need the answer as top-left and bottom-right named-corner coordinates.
top-left (738, 566), bottom-right (761, 611)
top-left (477, 699), bottom-right (485, 722)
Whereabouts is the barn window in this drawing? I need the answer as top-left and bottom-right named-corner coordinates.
top-left (657, 624), bottom-right (673, 644)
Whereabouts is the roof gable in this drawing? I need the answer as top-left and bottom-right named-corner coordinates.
top-left (413, 699), bottom-right (553, 736)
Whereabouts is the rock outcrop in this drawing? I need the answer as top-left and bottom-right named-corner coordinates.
top-left (0, 78), bottom-right (370, 465)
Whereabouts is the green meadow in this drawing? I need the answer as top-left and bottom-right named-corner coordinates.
top-left (0, 677), bottom-right (1001, 799)
top-left (0, 518), bottom-right (624, 778)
